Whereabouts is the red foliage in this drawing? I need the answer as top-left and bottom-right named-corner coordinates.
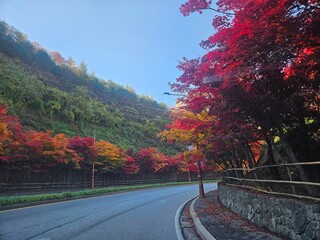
top-left (122, 156), bottom-right (139, 175)
top-left (180, 0), bottom-right (211, 16)
top-left (136, 148), bottom-right (158, 174)
top-left (0, 106), bottom-right (23, 162)
top-left (69, 136), bottom-right (96, 162)
top-left (0, 105), bottom-right (197, 178)
top-left (169, 0), bottom-right (320, 169)
top-left (51, 51), bottom-right (64, 65)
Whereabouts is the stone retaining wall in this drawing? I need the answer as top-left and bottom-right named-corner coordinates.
top-left (218, 183), bottom-right (320, 240)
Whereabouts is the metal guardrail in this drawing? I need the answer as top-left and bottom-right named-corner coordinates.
top-left (221, 161), bottom-right (320, 201)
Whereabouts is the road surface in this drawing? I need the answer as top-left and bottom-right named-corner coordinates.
top-left (0, 183), bottom-right (217, 240)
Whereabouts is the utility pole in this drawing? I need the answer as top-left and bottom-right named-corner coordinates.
top-left (91, 129), bottom-right (96, 189)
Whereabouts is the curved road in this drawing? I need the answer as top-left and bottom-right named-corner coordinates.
top-left (0, 183), bottom-right (216, 240)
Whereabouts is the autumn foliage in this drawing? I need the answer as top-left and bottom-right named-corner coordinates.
top-left (163, 0), bottom-right (320, 183)
top-left (0, 106), bottom-right (189, 183)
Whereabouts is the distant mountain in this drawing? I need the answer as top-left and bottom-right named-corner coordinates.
top-left (0, 20), bottom-right (180, 155)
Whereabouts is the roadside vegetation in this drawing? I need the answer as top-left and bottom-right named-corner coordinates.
top-left (0, 180), bottom-right (219, 206)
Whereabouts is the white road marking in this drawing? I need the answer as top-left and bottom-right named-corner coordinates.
top-left (117, 199), bottom-right (136, 206)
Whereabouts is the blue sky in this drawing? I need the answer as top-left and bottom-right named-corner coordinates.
top-left (0, 0), bottom-right (214, 106)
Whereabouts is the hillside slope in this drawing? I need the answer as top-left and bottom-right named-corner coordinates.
top-left (0, 20), bottom-right (180, 155)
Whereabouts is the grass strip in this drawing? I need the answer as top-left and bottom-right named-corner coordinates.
top-left (0, 180), bottom-right (220, 206)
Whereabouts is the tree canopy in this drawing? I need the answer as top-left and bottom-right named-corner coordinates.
top-left (162, 0), bottom-right (320, 183)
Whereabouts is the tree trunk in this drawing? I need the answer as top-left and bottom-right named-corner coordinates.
top-left (241, 143), bottom-right (254, 169)
top-left (197, 160), bottom-right (205, 198)
top-left (265, 136), bottom-right (282, 181)
top-left (277, 124), bottom-right (313, 195)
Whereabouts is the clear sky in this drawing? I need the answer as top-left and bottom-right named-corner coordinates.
top-left (0, 0), bottom-right (214, 106)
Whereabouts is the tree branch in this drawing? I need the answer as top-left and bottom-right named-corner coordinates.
top-left (207, 7), bottom-right (258, 20)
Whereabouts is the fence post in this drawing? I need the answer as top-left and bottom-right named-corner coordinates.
top-left (286, 166), bottom-right (296, 195)
top-left (253, 170), bottom-right (258, 180)
top-left (225, 171), bottom-right (230, 184)
top-left (234, 170), bottom-right (240, 185)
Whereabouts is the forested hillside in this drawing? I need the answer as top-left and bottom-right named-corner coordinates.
top-left (0, 20), bottom-right (179, 155)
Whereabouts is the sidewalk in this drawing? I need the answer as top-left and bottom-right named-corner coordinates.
top-left (180, 190), bottom-right (286, 240)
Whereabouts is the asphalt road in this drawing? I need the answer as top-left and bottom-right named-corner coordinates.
top-left (0, 183), bottom-right (217, 240)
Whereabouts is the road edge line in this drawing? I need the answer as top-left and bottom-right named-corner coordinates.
top-left (190, 197), bottom-right (216, 240)
top-left (175, 195), bottom-right (197, 240)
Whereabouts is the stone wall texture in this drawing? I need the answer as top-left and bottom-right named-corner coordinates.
top-left (218, 183), bottom-right (320, 240)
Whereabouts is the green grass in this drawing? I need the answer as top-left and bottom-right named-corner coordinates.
top-left (0, 180), bottom-right (220, 207)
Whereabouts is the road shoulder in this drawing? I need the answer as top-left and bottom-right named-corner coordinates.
top-left (182, 190), bottom-right (286, 240)
top-left (180, 200), bottom-right (201, 240)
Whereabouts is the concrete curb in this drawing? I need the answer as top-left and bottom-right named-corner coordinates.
top-left (190, 197), bottom-right (216, 240)
top-left (175, 195), bottom-right (197, 240)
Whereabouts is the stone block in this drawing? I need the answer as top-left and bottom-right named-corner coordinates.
top-left (261, 203), bottom-right (268, 214)
top-left (276, 224), bottom-right (282, 234)
top-left (304, 205), bottom-right (315, 221)
top-left (248, 204), bottom-right (252, 213)
top-left (268, 217), bottom-right (277, 232)
top-left (305, 221), bottom-right (319, 240)
top-left (312, 205), bottom-right (320, 213)
top-left (285, 216), bottom-right (293, 229)
top-left (301, 233), bottom-right (312, 240)
top-left (316, 223), bottom-right (320, 239)
top-left (253, 204), bottom-right (260, 213)
top-left (248, 211), bottom-right (254, 221)
top-left (280, 226), bottom-right (289, 236)
top-left (273, 206), bottom-right (281, 217)
top-left (307, 210), bottom-right (315, 221)
top-left (252, 198), bottom-right (258, 206)
top-left (289, 230), bottom-right (296, 239)
top-left (285, 200), bottom-right (295, 211)
top-left (262, 218), bottom-right (268, 227)
top-left (285, 208), bottom-right (293, 218)
top-left (253, 217), bottom-right (262, 227)
top-left (293, 209), bottom-right (308, 234)
top-left (264, 211), bottom-right (272, 221)
top-left (269, 198), bottom-right (275, 205)
top-left (295, 201), bottom-right (303, 210)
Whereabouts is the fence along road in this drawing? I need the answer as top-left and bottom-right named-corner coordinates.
top-left (0, 183), bottom-right (216, 240)
top-left (222, 161), bottom-right (320, 201)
